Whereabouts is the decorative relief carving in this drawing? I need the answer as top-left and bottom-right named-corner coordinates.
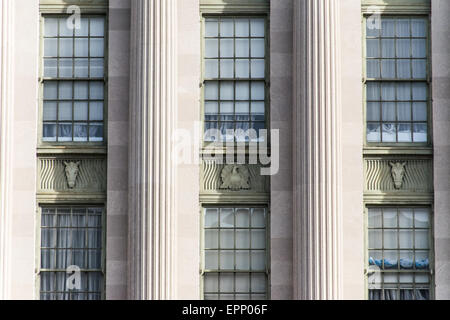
top-left (389, 162), bottom-right (406, 190)
top-left (202, 160), bottom-right (268, 193)
top-left (63, 161), bottom-right (81, 189)
top-left (365, 159), bottom-right (432, 192)
top-left (220, 165), bottom-right (250, 191)
top-left (39, 157), bottom-right (106, 192)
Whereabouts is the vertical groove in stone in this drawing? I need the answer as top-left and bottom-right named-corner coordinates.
top-left (0, 0), bottom-right (13, 300)
top-left (128, 0), bottom-right (176, 300)
top-left (293, 0), bottom-right (343, 300)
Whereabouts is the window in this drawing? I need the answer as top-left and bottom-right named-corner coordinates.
top-left (39, 207), bottom-right (104, 300)
top-left (42, 16), bottom-right (105, 143)
top-left (202, 207), bottom-right (268, 300)
top-left (367, 207), bottom-right (432, 300)
top-left (203, 17), bottom-right (267, 142)
top-left (365, 17), bottom-right (429, 143)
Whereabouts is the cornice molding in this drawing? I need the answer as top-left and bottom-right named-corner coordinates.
top-left (200, 0), bottom-right (269, 14)
top-left (362, 0), bottom-right (430, 14)
top-left (40, 0), bottom-right (108, 13)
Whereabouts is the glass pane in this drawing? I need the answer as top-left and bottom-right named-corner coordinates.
top-left (90, 102), bottom-right (103, 121)
top-left (205, 39), bottom-right (218, 58)
top-left (381, 83), bottom-right (395, 101)
top-left (382, 103), bottom-right (396, 121)
top-left (236, 230), bottom-right (250, 249)
top-left (236, 59), bottom-right (250, 78)
top-left (399, 230), bottom-right (413, 248)
top-left (396, 39), bottom-right (410, 58)
top-left (397, 83), bottom-right (411, 101)
top-left (44, 58), bottom-right (58, 78)
top-left (58, 123), bottom-right (73, 142)
top-left (251, 82), bottom-right (265, 100)
top-left (415, 209), bottom-right (430, 228)
top-left (74, 81), bottom-right (89, 99)
top-left (383, 209), bottom-right (397, 228)
top-left (412, 19), bottom-right (427, 37)
top-left (250, 19), bottom-right (265, 37)
top-left (398, 123), bottom-right (412, 142)
top-left (220, 208), bottom-right (234, 228)
top-left (75, 18), bottom-right (89, 37)
top-left (412, 39), bottom-right (426, 58)
top-left (251, 251), bottom-right (265, 271)
top-left (236, 82), bottom-right (249, 100)
top-left (220, 19), bottom-right (234, 37)
top-left (205, 250), bottom-right (218, 270)
top-left (381, 60), bottom-right (395, 78)
top-left (220, 82), bottom-right (234, 100)
top-left (205, 209), bottom-right (219, 227)
top-left (251, 209), bottom-right (265, 228)
top-left (219, 60), bottom-right (233, 78)
top-left (60, 18), bottom-right (73, 37)
top-left (59, 82), bottom-right (73, 99)
top-left (236, 19), bottom-right (249, 37)
top-left (59, 59), bottom-right (73, 78)
top-left (90, 82), bottom-right (104, 99)
top-left (397, 102), bottom-right (411, 121)
top-left (369, 209), bottom-right (382, 228)
top-left (220, 39), bottom-right (233, 58)
top-left (205, 230), bottom-right (219, 249)
top-left (204, 273), bottom-right (218, 293)
top-left (43, 124), bottom-right (57, 142)
top-left (220, 251), bottom-right (234, 270)
top-left (369, 230), bottom-right (382, 248)
top-left (205, 82), bottom-right (219, 100)
top-left (251, 39), bottom-right (265, 58)
top-left (44, 82), bottom-right (58, 99)
top-left (45, 18), bottom-right (58, 37)
top-left (396, 19), bottom-right (410, 37)
top-left (367, 83), bottom-right (380, 101)
top-left (399, 209), bottom-right (414, 228)
top-left (58, 102), bottom-right (72, 121)
top-left (236, 39), bottom-right (249, 57)
top-left (90, 39), bottom-right (104, 57)
top-left (251, 230), bottom-right (265, 249)
top-left (219, 273), bottom-right (234, 292)
top-left (367, 123), bottom-right (381, 142)
top-left (397, 60), bottom-right (411, 79)
top-left (251, 59), bottom-right (265, 78)
top-left (90, 18), bottom-right (105, 37)
top-left (59, 38), bottom-right (73, 57)
top-left (367, 39), bottom-right (379, 58)
top-left (384, 230), bottom-right (398, 249)
top-left (205, 59), bottom-right (219, 78)
top-left (412, 83), bottom-right (427, 100)
top-left (89, 123), bottom-right (103, 141)
top-left (74, 58), bottom-right (89, 78)
top-left (236, 250), bottom-right (250, 270)
top-left (381, 39), bottom-right (395, 58)
top-left (412, 60), bottom-right (426, 79)
top-left (90, 58), bottom-right (104, 77)
top-left (236, 274), bottom-right (250, 293)
top-left (415, 230), bottom-right (429, 249)
top-left (413, 102), bottom-right (427, 121)
top-left (413, 123), bottom-right (427, 142)
top-left (43, 102), bottom-right (57, 121)
top-left (381, 19), bottom-right (395, 37)
top-left (44, 38), bottom-right (58, 57)
top-left (236, 209), bottom-right (250, 227)
top-left (205, 19), bottom-right (219, 37)
top-left (251, 274), bottom-right (266, 293)
top-left (367, 60), bottom-right (380, 78)
top-left (220, 230), bottom-right (234, 249)
top-left (382, 123), bottom-right (397, 142)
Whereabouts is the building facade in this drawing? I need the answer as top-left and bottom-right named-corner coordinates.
top-left (0, 0), bottom-right (449, 300)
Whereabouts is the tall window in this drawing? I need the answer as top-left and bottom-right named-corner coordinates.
top-left (203, 17), bottom-right (267, 142)
top-left (42, 16), bottom-right (105, 142)
top-left (39, 207), bottom-right (104, 300)
top-left (367, 207), bottom-right (432, 300)
top-left (202, 207), bottom-right (268, 300)
top-left (365, 17), bottom-right (429, 143)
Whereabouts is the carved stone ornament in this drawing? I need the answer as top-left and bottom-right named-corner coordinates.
top-left (64, 161), bottom-right (81, 189)
top-left (389, 162), bottom-right (406, 190)
top-left (220, 165), bottom-right (250, 191)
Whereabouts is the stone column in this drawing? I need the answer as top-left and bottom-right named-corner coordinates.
top-left (293, 0), bottom-right (343, 300)
top-left (431, 0), bottom-right (450, 300)
top-left (128, 0), bottom-right (177, 300)
top-left (0, 0), bottom-right (13, 300)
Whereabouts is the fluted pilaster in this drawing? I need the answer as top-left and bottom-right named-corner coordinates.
top-left (128, 0), bottom-right (177, 300)
top-left (293, 0), bottom-right (343, 300)
top-left (0, 0), bottom-right (14, 300)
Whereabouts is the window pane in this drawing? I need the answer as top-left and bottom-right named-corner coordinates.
top-left (236, 39), bottom-right (249, 57)
top-left (90, 18), bottom-right (105, 37)
top-left (90, 39), bottom-right (104, 57)
top-left (205, 19), bottom-right (218, 37)
top-left (250, 19), bottom-right (265, 37)
top-left (220, 60), bottom-right (233, 78)
top-left (44, 38), bottom-right (58, 57)
top-left (205, 59), bottom-right (219, 78)
top-left (236, 19), bottom-right (249, 37)
top-left (89, 102), bottom-right (103, 121)
top-left (89, 123), bottom-right (103, 142)
top-left (43, 102), bottom-right (57, 121)
top-left (45, 18), bottom-right (58, 37)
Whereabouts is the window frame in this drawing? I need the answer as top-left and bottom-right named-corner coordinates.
top-left (35, 205), bottom-right (107, 300)
top-left (364, 205), bottom-right (435, 300)
top-left (200, 14), bottom-right (271, 150)
top-left (363, 14), bottom-right (433, 148)
top-left (200, 205), bottom-right (271, 300)
top-left (38, 13), bottom-right (109, 148)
